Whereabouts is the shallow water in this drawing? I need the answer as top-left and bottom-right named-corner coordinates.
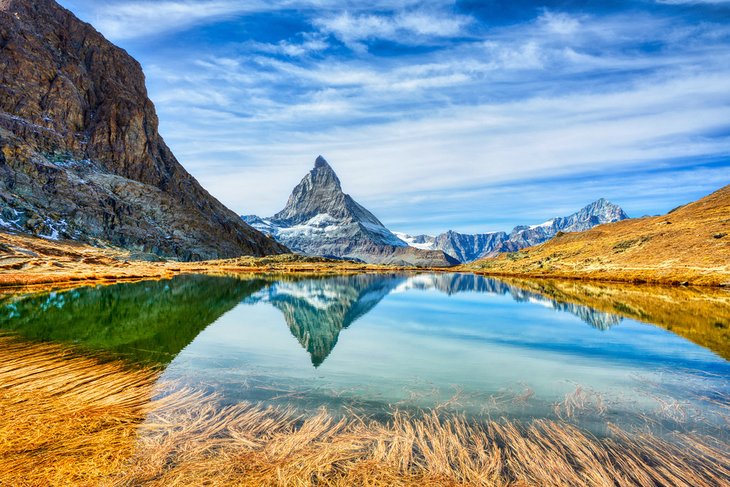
top-left (1, 273), bottom-right (728, 432)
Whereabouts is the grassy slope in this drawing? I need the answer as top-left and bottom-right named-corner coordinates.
top-left (465, 184), bottom-right (730, 286)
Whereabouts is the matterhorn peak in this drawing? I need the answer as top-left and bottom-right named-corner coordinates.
top-left (243, 155), bottom-right (459, 266)
top-left (314, 155), bottom-right (331, 168)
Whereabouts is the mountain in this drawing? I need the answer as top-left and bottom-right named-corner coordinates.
top-left (243, 156), bottom-right (458, 267)
top-left (465, 184), bottom-right (730, 286)
top-left (429, 231), bottom-right (509, 263)
top-left (397, 199), bottom-right (628, 263)
top-left (0, 0), bottom-right (287, 260)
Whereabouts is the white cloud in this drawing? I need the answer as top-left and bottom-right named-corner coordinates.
top-left (87, 1), bottom-right (269, 40)
top-left (245, 33), bottom-right (330, 57)
top-left (538, 11), bottom-right (581, 35)
top-left (314, 10), bottom-right (471, 50)
top-left (63, 0), bottom-right (464, 41)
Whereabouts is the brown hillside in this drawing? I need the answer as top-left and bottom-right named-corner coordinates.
top-left (465, 184), bottom-right (730, 286)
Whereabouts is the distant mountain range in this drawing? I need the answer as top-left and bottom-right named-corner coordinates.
top-left (396, 199), bottom-right (628, 263)
top-left (246, 156), bottom-right (628, 264)
top-left (243, 157), bottom-right (458, 266)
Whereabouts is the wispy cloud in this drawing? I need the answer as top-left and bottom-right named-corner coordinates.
top-left (84, 0), bottom-right (267, 40)
top-left (160, 67), bottom-right (730, 222)
top-left (257, 33), bottom-right (330, 57)
top-left (67, 0), bottom-right (462, 41)
top-left (314, 10), bottom-right (472, 51)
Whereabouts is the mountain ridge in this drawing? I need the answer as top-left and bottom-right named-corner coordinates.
top-left (397, 199), bottom-right (628, 263)
top-left (464, 184), bottom-right (730, 286)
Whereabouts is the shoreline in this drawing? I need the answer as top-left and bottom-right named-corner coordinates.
top-left (1, 231), bottom-right (729, 294)
top-left (465, 268), bottom-right (730, 288)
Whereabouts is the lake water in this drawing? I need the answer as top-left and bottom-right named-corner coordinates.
top-left (1, 273), bottom-right (728, 433)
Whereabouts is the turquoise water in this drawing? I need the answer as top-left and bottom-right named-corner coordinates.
top-left (1, 273), bottom-right (728, 430)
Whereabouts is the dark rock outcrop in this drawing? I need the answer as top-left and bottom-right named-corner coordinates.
top-left (0, 0), bottom-right (287, 260)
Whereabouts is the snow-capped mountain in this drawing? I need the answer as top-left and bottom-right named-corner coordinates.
top-left (243, 156), bottom-right (458, 267)
top-left (396, 199), bottom-right (629, 263)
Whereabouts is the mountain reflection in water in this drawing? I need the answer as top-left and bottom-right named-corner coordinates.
top-left (0, 273), bottom-right (622, 367)
top-left (247, 273), bottom-right (623, 367)
top-left (0, 275), bottom-right (269, 364)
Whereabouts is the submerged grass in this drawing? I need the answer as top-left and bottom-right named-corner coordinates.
top-left (0, 336), bottom-right (728, 486)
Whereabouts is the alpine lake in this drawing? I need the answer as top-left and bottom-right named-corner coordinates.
top-left (1, 272), bottom-right (728, 440)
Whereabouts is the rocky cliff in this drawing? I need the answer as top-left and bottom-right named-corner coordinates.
top-left (243, 156), bottom-right (458, 267)
top-left (0, 0), bottom-right (287, 260)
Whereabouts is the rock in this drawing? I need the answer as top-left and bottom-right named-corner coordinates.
top-left (127, 252), bottom-right (167, 263)
top-left (0, 0), bottom-right (288, 260)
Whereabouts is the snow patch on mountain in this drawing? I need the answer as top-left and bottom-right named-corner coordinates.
top-left (393, 232), bottom-right (436, 250)
top-left (529, 219), bottom-right (555, 230)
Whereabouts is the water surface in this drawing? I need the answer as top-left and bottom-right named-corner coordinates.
top-left (1, 273), bottom-right (727, 432)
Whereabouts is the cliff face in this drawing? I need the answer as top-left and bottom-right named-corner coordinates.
top-left (0, 0), bottom-right (287, 260)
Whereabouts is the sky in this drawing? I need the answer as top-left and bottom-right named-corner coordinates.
top-left (57, 0), bottom-right (730, 235)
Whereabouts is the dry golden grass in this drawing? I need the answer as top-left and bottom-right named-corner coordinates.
top-left (500, 277), bottom-right (730, 359)
top-left (0, 231), bottom-right (419, 292)
top-left (0, 336), bottom-right (728, 486)
top-left (465, 184), bottom-right (730, 286)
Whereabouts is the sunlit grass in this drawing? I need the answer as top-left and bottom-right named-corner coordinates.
top-left (0, 336), bottom-right (727, 486)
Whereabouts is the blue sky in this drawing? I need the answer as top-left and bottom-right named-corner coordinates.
top-left (58, 0), bottom-right (730, 234)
